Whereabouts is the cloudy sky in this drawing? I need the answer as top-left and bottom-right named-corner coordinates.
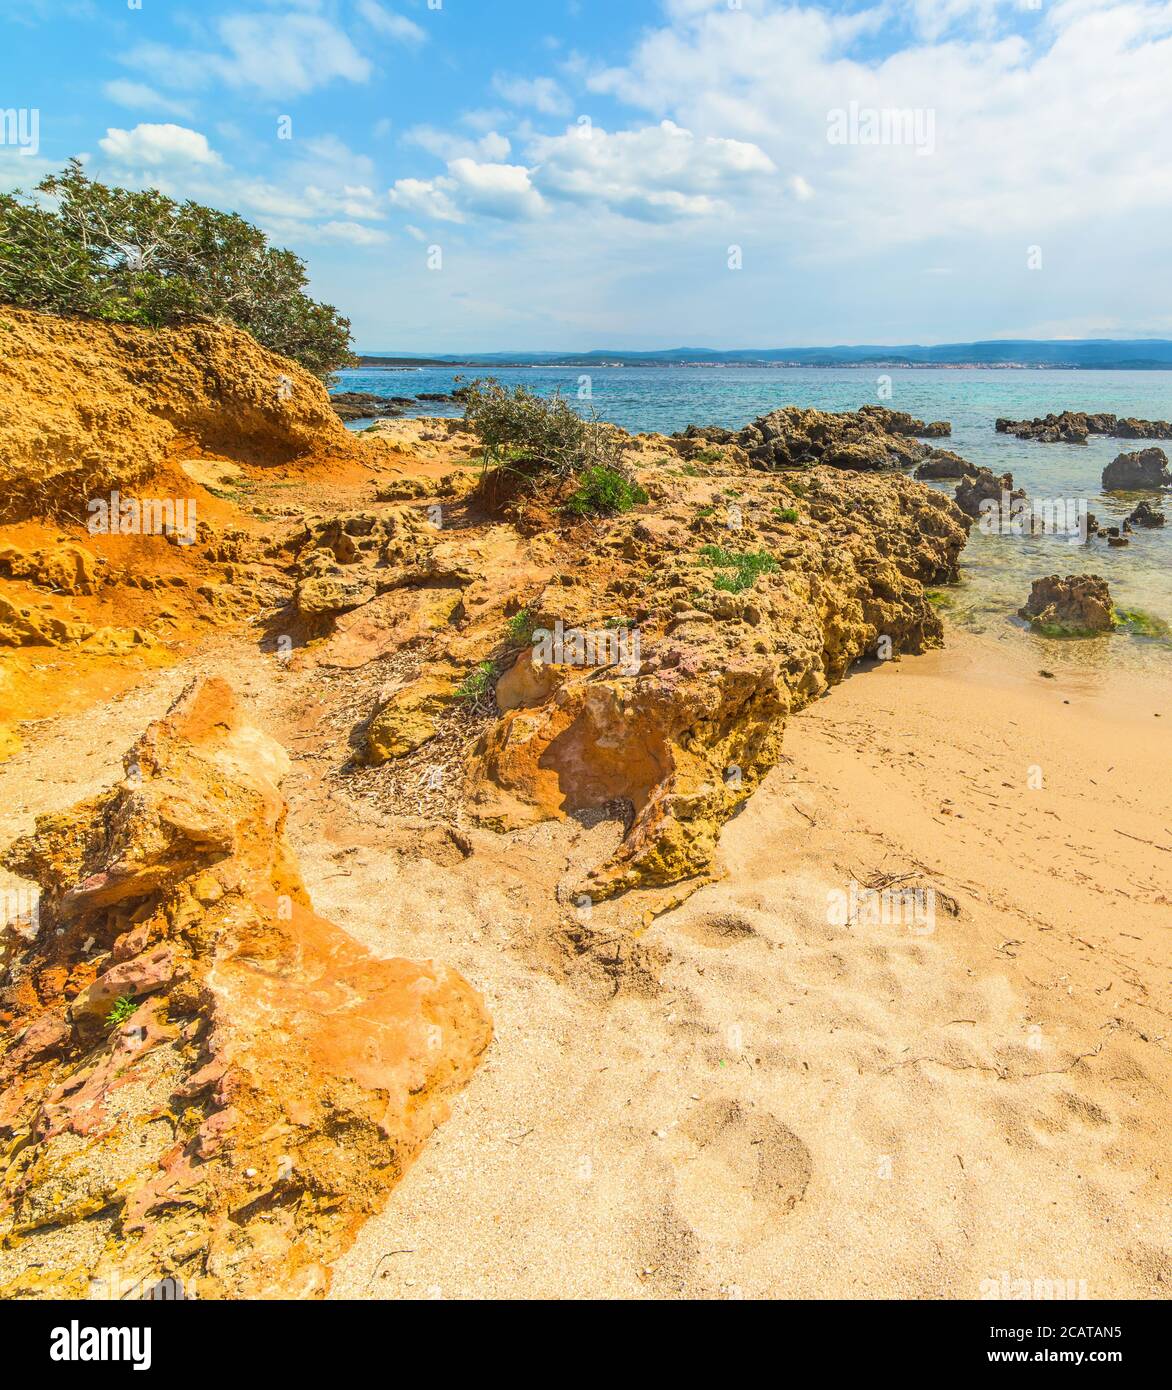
top-left (2, 0), bottom-right (1171, 350)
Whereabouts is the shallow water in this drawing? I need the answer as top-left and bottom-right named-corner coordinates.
top-left (333, 365), bottom-right (1172, 671)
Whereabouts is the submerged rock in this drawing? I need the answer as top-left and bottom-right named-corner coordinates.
top-left (328, 391), bottom-right (409, 421)
top-left (1019, 574), bottom-right (1115, 635)
top-left (1102, 447), bottom-right (1171, 491)
top-left (1126, 499), bottom-right (1166, 528)
top-left (0, 678), bottom-right (491, 1299)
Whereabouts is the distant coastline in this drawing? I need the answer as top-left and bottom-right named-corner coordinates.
top-left (356, 340), bottom-right (1172, 372)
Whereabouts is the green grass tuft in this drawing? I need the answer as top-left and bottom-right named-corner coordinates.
top-left (698, 544), bottom-right (778, 593)
top-left (455, 660), bottom-right (497, 702)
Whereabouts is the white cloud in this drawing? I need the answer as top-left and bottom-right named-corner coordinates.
top-left (389, 176), bottom-right (466, 223)
top-left (314, 220), bottom-right (391, 246)
top-left (98, 123), bottom-right (222, 168)
top-left (102, 80), bottom-right (194, 119)
top-left (389, 156), bottom-right (547, 224)
top-left (527, 120), bottom-right (776, 221)
top-left (122, 15), bottom-right (370, 98)
top-left (447, 158), bottom-right (546, 220)
top-left (492, 74), bottom-right (572, 116)
top-left (404, 124), bottom-right (512, 162)
top-left (356, 0), bottom-right (427, 45)
top-left (583, 0), bottom-right (1172, 248)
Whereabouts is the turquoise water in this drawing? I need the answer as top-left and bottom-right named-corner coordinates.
top-left (334, 366), bottom-right (1172, 667)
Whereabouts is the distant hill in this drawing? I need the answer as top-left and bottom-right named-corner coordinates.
top-left (357, 341), bottom-right (1172, 370)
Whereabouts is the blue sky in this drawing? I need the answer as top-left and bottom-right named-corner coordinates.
top-left (2, 0), bottom-right (1172, 351)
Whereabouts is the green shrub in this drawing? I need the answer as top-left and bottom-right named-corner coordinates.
top-left (0, 161), bottom-right (354, 378)
top-left (564, 465), bottom-right (648, 517)
top-left (462, 378), bottom-right (620, 479)
top-left (774, 507), bottom-right (799, 523)
top-left (505, 607), bottom-right (536, 645)
top-left (698, 544), bottom-right (777, 593)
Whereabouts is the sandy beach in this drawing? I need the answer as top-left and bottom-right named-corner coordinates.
top-left (317, 627), bottom-right (1170, 1300)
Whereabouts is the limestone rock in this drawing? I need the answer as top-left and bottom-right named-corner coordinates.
top-left (1126, 500), bottom-right (1166, 528)
top-left (0, 307), bottom-right (354, 524)
top-left (686, 404), bottom-right (951, 473)
top-left (915, 450), bottom-right (979, 481)
top-left (954, 467), bottom-right (1026, 521)
top-left (464, 466), bottom-right (970, 896)
top-left (0, 678), bottom-right (490, 1299)
top-left (366, 677), bottom-right (455, 763)
top-left (1019, 575), bottom-right (1115, 635)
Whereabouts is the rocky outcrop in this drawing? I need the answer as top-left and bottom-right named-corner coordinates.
top-left (1019, 575), bottom-right (1115, 635)
top-left (460, 465), bottom-right (969, 896)
top-left (997, 412), bottom-right (1172, 444)
top-left (0, 307), bottom-right (354, 524)
top-left (676, 404), bottom-right (951, 473)
top-left (0, 679), bottom-right (491, 1299)
top-left (329, 391), bottom-right (411, 422)
top-left (1115, 417), bottom-right (1172, 439)
top-left (1102, 448), bottom-right (1171, 491)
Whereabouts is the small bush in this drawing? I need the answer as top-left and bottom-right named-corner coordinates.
top-left (462, 378), bottom-right (620, 479)
top-left (774, 507), bottom-right (799, 524)
top-left (455, 660), bottom-right (497, 702)
top-left (106, 995), bottom-right (137, 1027)
top-left (699, 544), bottom-right (778, 594)
top-left (505, 607), bottom-right (536, 645)
top-left (564, 465), bottom-right (648, 517)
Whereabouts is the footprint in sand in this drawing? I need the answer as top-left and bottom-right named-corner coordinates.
top-left (676, 911), bottom-right (758, 948)
top-left (669, 1098), bottom-right (812, 1246)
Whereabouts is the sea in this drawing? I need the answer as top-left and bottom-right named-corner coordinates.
top-left (331, 365), bottom-right (1172, 670)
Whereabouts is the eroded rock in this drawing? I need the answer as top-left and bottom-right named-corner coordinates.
top-left (1019, 575), bottom-right (1115, 635)
top-left (676, 404), bottom-right (950, 473)
top-left (0, 678), bottom-right (491, 1299)
top-left (1102, 448), bottom-right (1171, 491)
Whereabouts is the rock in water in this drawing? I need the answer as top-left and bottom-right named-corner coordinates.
top-left (0, 678), bottom-right (491, 1299)
top-left (954, 467), bottom-right (1027, 521)
top-left (1019, 575), bottom-right (1115, 635)
top-left (914, 450), bottom-right (979, 481)
top-left (1126, 500), bottom-right (1166, 528)
top-left (1102, 448), bottom-right (1171, 491)
top-left (677, 404), bottom-right (951, 473)
top-left (328, 391), bottom-right (409, 421)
